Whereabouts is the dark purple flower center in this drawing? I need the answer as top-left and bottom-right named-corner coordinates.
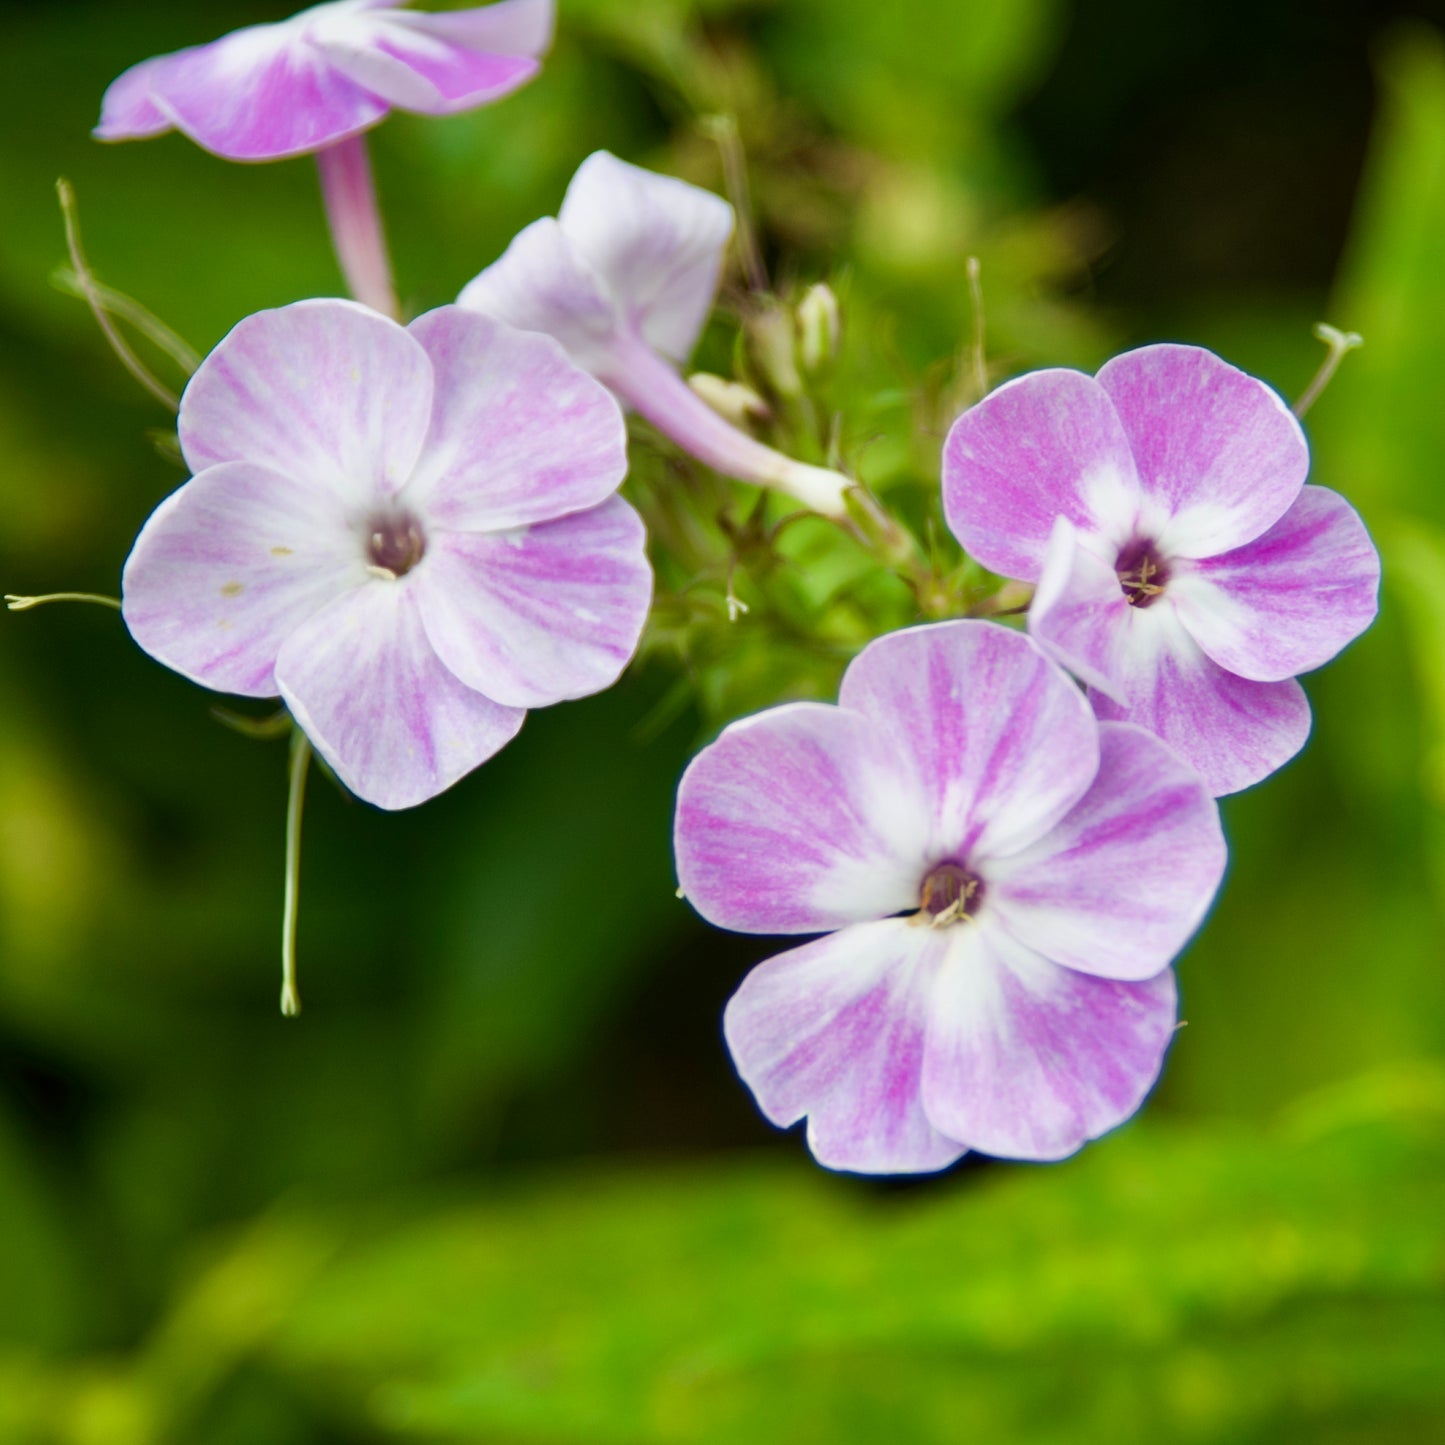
top-left (366, 511), bottom-right (426, 579)
top-left (917, 862), bottom-right (984, 927)
top-left (1116, 539), bottom-right (1169, 608)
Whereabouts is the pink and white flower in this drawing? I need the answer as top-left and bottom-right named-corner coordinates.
top-left (459, 151), bottom-right (856, 517)
top-left (96, 0), bottom-right (554, 162)
top-left (674, 620), bottom-right (1225, 1173)
top-left (122, 298), bottom-right (650, 810)
top-left (943, 344), bottom-right (1380, 795)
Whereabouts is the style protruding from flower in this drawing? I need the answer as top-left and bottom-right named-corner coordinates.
top-left (459, 151), bottom-right (857, 518)
top-left (943, 345), bottom-right (1381, 795)
top-left (96, 0), bottom-right (554, 316)
top-left (122, 298), bottom-right (651, 811)
top-left (96, 0), bottom-right (554, 162)
top-left (674, 620), bottom-right (1226, 1173)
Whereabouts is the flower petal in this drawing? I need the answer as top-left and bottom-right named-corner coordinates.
top-left (316, 13), bottom-right (539, 114)
top-left (1168, 485), bottom-right (1381, 682)
top-left (414, 495), bottom-right (652, 709)
top-left (457, 218), bottom-right (621, 376)
top-left (144, 23), bottom-right (387, 161)
top-left (122, 461), bottom-right (367, 698)
top-left (95, 55), bottom-right (174, 140)
top-left (724, 920), bottom-right (967, 1175)
top-left (675, 705), bottom-right (932, 934)
top-left (558, 151), bottom-right (734, 366)
top-left (276, 581), bottom-right (525, 810)
top-left (837, 621), bottom-right (1100, 864)
top-left (1087, 602), bottom-right (1312, 796)
top-left (942, 368), bottom-right (1143, 581)
top-left (402, 306), bottom-right (627, 530)
top-left (988, 722), bottom-right (1225, 981)
top-left (178, 299), bottom-right (433, 506)
top-left (393, 0), bottom-right (554, 55)
top-left (921, 922), bottom-right (1177, 1161)
top-left (1096, 344), bottom-right (1308, 558)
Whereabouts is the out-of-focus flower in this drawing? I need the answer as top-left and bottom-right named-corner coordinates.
top-left (943, 345), bottom-right (1380, 795)
top-left (674, 620), bottom-right (1224, 1173)
top-left (460, 151), bottom-right (856, 517)
top-left (123, 299), bottom-right (649, 810)
top-left (797, 282), bottom-right (841, 374)
top-left (96, 0), bottom-right (554, 162)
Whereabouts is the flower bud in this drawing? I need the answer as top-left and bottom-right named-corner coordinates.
top-left (687, 373), bottom-right (771, 428)
top-left (797, 283), bottom-right (841, 373)
top-left (747, 305), bottom-right (803, 399)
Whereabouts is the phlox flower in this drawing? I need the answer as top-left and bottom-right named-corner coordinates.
top-left (459, 151), bottom-right (856, 517)
top-left (674, 620), bottom-right (1225, 1173)
top-left (944, 345), bottom-right (1380, 795)
top-left (96, 0), bottom-right (554, 162)
top-left (122, 298), bottom-right (651, 811)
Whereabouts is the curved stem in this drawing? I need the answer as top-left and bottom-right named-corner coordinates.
top-left (601, 333), bottom-right (853, 517)
top-left (316, 135), bottom-right (400, 320)
top-left (1294, 323), bottom-right (1362, 419)
top-left (280, 730), bottom-right (312, 1018)
top-left (5, 591), bottom-right (122, 612)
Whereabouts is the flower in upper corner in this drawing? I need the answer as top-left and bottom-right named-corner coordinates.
top-left (943, 344), bottom-right (1381, 795)
top-left (674, 620), bottom-right (1226, 1174)
top-left (122, 298), bottom-right (651, 810)
top-left (96, 0), bottom-right (554, 161)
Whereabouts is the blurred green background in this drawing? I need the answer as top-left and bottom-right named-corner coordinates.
top-left (2, 0), bottom-right (1445, 1440)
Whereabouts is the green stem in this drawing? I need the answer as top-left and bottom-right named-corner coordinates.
top-left (280, 731), bottom-right (312, 1018)
top-left (5, 592), bottom-right (122, 612)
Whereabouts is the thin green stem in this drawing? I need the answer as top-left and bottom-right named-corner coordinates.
top-left (1294, 323), bottom-right (1363, 419)
top-left (5, 591), bottom-right (122, 612)
top-left (966, 256), bottom-right (988, 399)
top-left (51, 267), bottom-right (201, 375)
top-left (280, 731), bottom-right (312, 1018)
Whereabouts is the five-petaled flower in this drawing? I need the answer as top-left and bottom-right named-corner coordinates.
top-left (460, 150), bottom-right (856, 517)
top-left (674, 620), bottom-right (1225, 1173)
top-left (122, 298), bottom-right (651, 810)
top-left (944, 344), bottom-right (1380, 795)
top-left (96, 0), bottom-right (554, 161)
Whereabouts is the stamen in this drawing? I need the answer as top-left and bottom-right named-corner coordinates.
top-left (1116, 544), bottom-right (1170, 608)
top-left (915, 862), bottom-right (984, 928)
top-left (365, 513), bottom-right (426, 578)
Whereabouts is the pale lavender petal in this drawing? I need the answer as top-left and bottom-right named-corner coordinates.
top-left (1168, 485), bottom-right (1381, 682)
top-left (837, 621), bottom-right (1099, 864)
top-left (558, 151), bottom-right (734, 366)
top-left (1097, 344), bottom-right (1308, 558)
top-left (317, 16), bottom-right (538, 114)
top-left (403, 306), bottom-right (627, 530)
top-left (179, 300), bottom-right (433, 505)
top-left (1087, 603), bottom-right (1312, 796)
top-left (144, 23), bottom-right (387, 161)
top-left (1028, 516), bottom-right (1135, 702)
top-left (675, 705), bottom-right (932, 934)
top-left (122, 461), bottom-right (366, 698)
top-left (395, 0), bottom-right (554, 55)
top-left (457, 218), bottom-right (620, 376)
top-left (276, 581), bottom-right (525, 811)
top-left (95, 55), bottom-right (174, 140)
top-left (724, 920), bottom-right (967, 1175)
top-left (988, 723), bottom-right (1225, 980)
top-left (414, 495), bottom-right (651, 709)
top-left (921, 921), bottom-right (1177, 1161)
top-left (942, 369), bottom-right (1143, 582)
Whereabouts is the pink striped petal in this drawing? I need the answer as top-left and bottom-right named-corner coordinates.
top-left (414, 496), bottom-right (652, 709)
top-left (558, 151), bottom-right (734, 366)
top-left (988, 723), bottom-right (1225, 980)
top-left (1097, 344), bottom-right (1308, 558)
top-left (276, 581), bottom-right (525, 810)
top-left (95, 55), bottom-right (174, 140)
top-left (142, 23), bottom-right (387, 161)
top-left (921, 921), bottom-right (1177, 1161)
top-left (457, 218), bottom-right (620, 376)
top-left (1169, 485), bottom-right (1380, 682)
top-left (403, 307), bottom-right (627, 531)
top-left (122, 462), bottom-right (367, 698)
top-left (675, 705), bottom-right (932, 934)
top-left (178, 300), bottom-right (433, 506)
top-left (724, 921), bottom-right (967, 1175)
top-left (943, 369), bottom-right (1143, 582)
top-left (837, 621), bottom-right (1099, 864)
top-left (396, 0), bottom-right (554, 55)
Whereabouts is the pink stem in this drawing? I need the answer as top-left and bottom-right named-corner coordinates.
top-left (316, 134), bottom-right (399, 319)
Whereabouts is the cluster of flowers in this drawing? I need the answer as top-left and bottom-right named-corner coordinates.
top-left (40, 0), bottom-right (1378, 1173)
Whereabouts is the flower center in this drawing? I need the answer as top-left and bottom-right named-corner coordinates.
top-left (366, 511), bottom-right (426, 580)
top-left (1116, 539), bottom-right (1169, 608)
top-left (915, 862), bottom-right (984, 929)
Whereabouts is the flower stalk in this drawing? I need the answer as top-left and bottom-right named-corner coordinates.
top-left (316, 135), bottom-right (400, 320)
top-left (280, 730), bottom-right (312, 1018)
